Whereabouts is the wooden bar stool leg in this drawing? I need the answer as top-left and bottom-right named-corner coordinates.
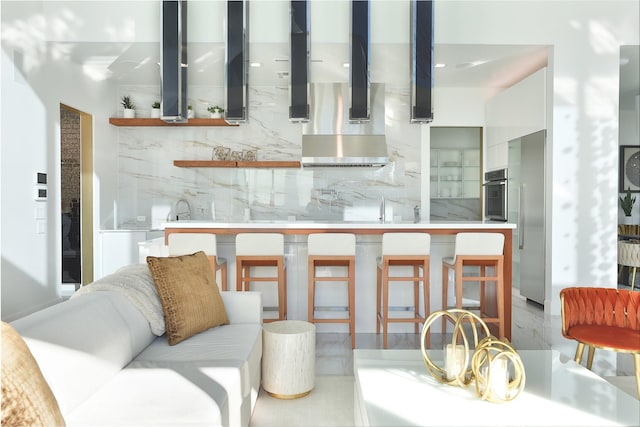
top-left (220, 263), bottom-right (228, 291)
top-left (349, 258), bottom-right (356, 349)
top-left (496, 259), bottom-right (505, 338)
top-left (308, 259), bottom-right (315, 323)
top-left (442, 264), bottom-right (449, 334)
top-left (376, 265), bottom-right (382, 334)
top-left (236, 260), bottom-right (243, 292)
top-left (382, 262), bottom-right (389, 349)
top-left (422, 261), bottom-right (430, 348)
top-left (413, 265), bottom-right (420, 334)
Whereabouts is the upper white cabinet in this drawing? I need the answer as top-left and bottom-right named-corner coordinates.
top-left (485, 68), bottom-right (547, 171)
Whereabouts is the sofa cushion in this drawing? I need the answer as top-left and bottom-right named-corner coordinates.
top-left (65, 362), bottom-right (229, 427)
top-left (11, 292), bottom-right (155, 416)
top-left (147, 251), bottom-right (229, 345)
top-left (1, 322), bottom-right (66, 427)
top-left (135, 324), bottom-right (262, 404)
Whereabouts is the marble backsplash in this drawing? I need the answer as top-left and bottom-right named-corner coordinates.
top-left (115, 84), bottom-right (422, 229)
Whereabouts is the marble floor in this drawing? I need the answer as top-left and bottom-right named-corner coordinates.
top-left (315, 288), bottom-right (550, 376)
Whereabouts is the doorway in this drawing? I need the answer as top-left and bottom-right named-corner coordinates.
top-left (60, 104), bottom-right (93, 289)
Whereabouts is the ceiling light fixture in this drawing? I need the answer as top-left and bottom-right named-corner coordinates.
top-left (435, 63), bottom-right (446, 68)
top-left (250, 62), bottom-right (262, 67)
top-left (343, 62), bottom-right (350, 68)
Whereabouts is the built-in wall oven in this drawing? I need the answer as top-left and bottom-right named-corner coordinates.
top-left (483, 168), bottom-right (508, 222)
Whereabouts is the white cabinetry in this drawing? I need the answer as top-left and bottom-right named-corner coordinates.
top-left (98, 230), bottom-right (163, 279)
top-left (430, 149), bottom-right (480, 198)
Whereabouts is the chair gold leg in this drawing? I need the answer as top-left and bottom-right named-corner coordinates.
top-left (631, 267), bottom-right (637, 292)
top-left (574, 342), bottom-right (585, 364)
top-left (633, 353), bottom-right (640, 400)
top-left (586, 346), bottom-right (596, 370)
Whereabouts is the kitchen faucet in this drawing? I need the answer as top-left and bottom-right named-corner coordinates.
top-left (175, 199), bottom-right (191, 220)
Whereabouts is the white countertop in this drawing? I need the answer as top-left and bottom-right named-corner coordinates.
top-left (160, 220), bottom-right (516, 230)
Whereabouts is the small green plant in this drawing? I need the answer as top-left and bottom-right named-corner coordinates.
top-left (207, 105), bottom-right (224, 113)
top-left (620, 187), bottom-right (636, 216)
top-left (187, 104), bottom-right (193, 110)
top-left (121, 95), bottom-right (135, 110)
top-left (152, 101), bottom-right (160, 109)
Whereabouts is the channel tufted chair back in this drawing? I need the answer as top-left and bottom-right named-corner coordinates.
top-left (560, 287), bottom-right (640, 399)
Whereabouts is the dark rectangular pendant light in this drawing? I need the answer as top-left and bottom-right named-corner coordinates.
top-left (350, 0), bottom-right (370, 122)
top-left (411, 0), bottom-right (434, 122)
top-left (290, 0), bottom-right (310, 122)
top-left (226, 0), bottom-right (248, 122)
top-left (161, 0), bottom-right (187, 123)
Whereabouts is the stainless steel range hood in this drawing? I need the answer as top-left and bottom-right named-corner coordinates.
top-left (301, 83), bottom-right (388, 167)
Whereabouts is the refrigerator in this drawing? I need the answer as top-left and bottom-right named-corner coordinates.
top-left (508, 130), bottom-right (546, 305)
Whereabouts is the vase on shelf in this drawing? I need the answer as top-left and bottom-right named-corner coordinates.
top-left (210, 112), bottom-right (222, 119)
top-left (151, 108), bottom-right (161, 118)
top-left (123, 108), bottom-right (135, 119)
top-left (188, 109), bottom-right (195, 119)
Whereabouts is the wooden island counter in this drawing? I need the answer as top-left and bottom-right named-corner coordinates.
top-left (162, 221), bottom-right (516, 339)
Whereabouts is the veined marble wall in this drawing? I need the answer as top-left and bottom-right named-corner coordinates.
top-left (115, 85), bottom-right (422, 229)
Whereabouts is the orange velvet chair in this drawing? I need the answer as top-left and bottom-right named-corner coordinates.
top-left (560, 287), bottom-right (640, 399)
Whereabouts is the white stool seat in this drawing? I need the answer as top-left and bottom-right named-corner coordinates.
top-left (262, 320), bottom-right (315, 399)
top-left (167, 233), bottom-right (227, 291)
top-left (377, 233), bottom-right (430, 348)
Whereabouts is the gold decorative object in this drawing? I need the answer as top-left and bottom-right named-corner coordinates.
top-left (230, 150), bottom-right (243, 161)
top-left (420, 309), bottom-right (491, 386)
top-left (472, 336), bottom-right (526, 403)
top-left (420, 309), bottom-right (526, 402)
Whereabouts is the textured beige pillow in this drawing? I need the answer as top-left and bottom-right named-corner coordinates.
top-left (147, 251), bottom-right (229, 345)
top-left (1, 322), bottom-right (66, 427)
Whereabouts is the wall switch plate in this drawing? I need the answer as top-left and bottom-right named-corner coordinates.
top-left (136, 215), bottom-right (146, 222)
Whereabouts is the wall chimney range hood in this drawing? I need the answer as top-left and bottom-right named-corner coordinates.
top-left (160, 0), bottom-right (188, 123)
top-left (301, 83), bottom-right (388, 167)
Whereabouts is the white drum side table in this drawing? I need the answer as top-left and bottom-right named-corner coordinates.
top-left (262, 320), bottom-right (315, 399)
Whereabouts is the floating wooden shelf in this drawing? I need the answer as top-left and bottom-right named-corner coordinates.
top-left (173, 160), bottom-right (300, 168)
top-left (173, 160), bottom-right (301, 169)
top-left (109, 118), bottom-right (238, 127)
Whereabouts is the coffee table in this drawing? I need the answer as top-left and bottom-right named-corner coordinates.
top-left (354, 349), bottom-right (639, 426)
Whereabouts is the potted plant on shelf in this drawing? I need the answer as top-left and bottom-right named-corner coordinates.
top-left (187, 104), bottom-right (194, 119)
top-left (121, 95), bottom-right (136, 118)
top-left (620, 187), bottom-right (636, 224)
top-left (207, 105), bottom-right (224, 119)
top-left (151, 101), bottom-right (161, 118)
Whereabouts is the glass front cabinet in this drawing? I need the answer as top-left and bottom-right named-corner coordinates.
top-left (430, 149), bottom-right (480, 198)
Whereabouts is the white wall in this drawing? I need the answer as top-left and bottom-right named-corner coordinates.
top-left (1, 1), bottom-right (116, 320)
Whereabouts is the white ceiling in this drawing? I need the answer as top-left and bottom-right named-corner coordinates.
top-left (64, 40), bottom-right (638, 104)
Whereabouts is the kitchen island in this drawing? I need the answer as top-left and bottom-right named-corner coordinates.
top-left (162, 221), bottom-right (516, 339)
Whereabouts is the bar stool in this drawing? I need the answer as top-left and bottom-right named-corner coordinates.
top-left (376, 233), bottom-right (431, 349)
top-left (442, 232), bottom-right (505, 338)
top-left (236, 233), bottom-right (286, 322)
top-left (307, 233), bottom-right (356, 349)
top-left (167, 233), bottom-right (227, 291)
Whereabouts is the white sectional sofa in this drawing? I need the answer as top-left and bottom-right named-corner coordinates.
top-left (11, 264), bottom-right (263, 427)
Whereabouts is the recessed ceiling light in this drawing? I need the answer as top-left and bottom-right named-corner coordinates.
top-left (435, 63), bottom-right (446, 68)
top-left (250, 62), bottom-right (262, 68)
top-left (343, 62), bottom-right (350, 68)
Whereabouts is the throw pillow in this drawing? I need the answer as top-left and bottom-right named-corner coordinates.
top-left (147, 251), bottom-right (229, 345)
top-left (1, 321), bottom-right (66, 427)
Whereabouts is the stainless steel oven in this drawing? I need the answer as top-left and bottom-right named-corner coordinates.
top-left (483, 168), bottom-right (508, 222)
